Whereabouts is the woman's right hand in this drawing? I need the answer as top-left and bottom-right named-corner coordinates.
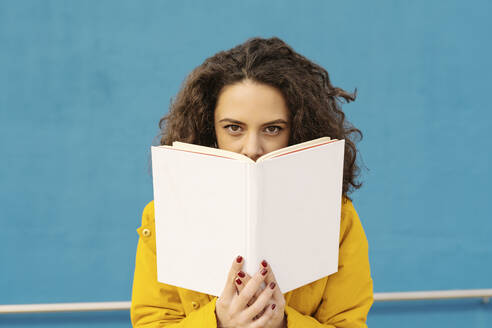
top-left (215, 256), bottom-right (277, 328)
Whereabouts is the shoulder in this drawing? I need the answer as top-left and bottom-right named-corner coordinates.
top-left (339, 196), bottom-right (368, 247)
top-left (141, 200), bottom-right (155, 225)
top-left (136, 200), bottom-right (157, 254)
top-left (340, 196), bottom-right (358, 228)
top-left (341, 196), bottom-right (356, 216)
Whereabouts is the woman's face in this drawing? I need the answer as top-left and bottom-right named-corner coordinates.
top-left (214, 80), bottom-right (291, 161)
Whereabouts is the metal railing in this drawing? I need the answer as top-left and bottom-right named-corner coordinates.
top-left (373, 288), bottom-right (491, 303)
top-left (1, 289), bottom-right (491, 314)
top-left (0, 301), bottom-right (131, 314)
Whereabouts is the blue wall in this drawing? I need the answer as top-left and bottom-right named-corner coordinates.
top-left (1, 0), bottom-right (491, 327)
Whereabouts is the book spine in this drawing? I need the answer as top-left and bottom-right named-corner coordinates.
top-left (245, 163), bottom-right (260, 275)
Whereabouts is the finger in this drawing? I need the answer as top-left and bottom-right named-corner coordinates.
top-left (234, 270), bottom-right (247, 295)
top-left (235, 271), bottom-right (262, 306)
top-left (262, 260), bottom-right (283, 302)
top-left (250, 303), bottom-right (277, 328)
top-left (232, 267), bottom-right (269, 310)
top-left (242, 280), bottom-right (276, 320)
top-left (252, 307), bottom-right (267, 321)
top-left (220, 255), bottom-right (244, 301)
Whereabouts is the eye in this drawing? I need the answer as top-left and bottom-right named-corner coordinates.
top-left (264, 126), bottom-right (282, 135)
top-left (224, 124), bottom-right (242, 134)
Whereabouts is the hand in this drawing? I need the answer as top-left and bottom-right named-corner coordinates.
top-left (235, 260), bottom-right (286, 328)
top-left (215, 256), bottom-right (280, 328)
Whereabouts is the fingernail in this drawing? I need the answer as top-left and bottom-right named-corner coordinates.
top-left (269, 282), bottom-right (276, 289)
top-left (271, 304), bottom-right (276, 310)
top-left (235, 278), bottom-right (242, 285)
top-left (261, 260), bottom-right (268, 268)
top-left (238, 271), bottom-right (245, 278)
top-left (236, 255), bottom-right (243, 263)
top-left (261, 268), bottom-right (268, 276)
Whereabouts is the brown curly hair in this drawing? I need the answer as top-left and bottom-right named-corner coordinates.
top-left (158, 37), bottom-right (364, 198)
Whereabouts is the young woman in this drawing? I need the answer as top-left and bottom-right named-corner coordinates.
top-left (131, 37), bottom-right (373, 327)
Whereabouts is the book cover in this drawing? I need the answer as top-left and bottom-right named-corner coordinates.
top-left (151, 138), bottom-right (345, 296)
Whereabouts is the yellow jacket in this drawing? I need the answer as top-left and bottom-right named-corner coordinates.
top-left (131, 198), bottom-right (373, 327)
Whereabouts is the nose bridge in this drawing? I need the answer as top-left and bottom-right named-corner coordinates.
top-left (242, 131), bottom-right (263, 158)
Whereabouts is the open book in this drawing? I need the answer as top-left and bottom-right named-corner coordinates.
top-left (151, 137), bottom-right (345, 296)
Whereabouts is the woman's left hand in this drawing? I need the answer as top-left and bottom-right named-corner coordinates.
top-left (234, 260), bottom-right (287, 328)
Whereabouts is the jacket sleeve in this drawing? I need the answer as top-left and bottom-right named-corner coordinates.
top-left (130, 201), bottom-right (218, 328)
top-left (284, 199), bottom-right (374, 328)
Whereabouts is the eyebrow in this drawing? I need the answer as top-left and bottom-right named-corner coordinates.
top-left (218, 118), bottom-right (289, 125)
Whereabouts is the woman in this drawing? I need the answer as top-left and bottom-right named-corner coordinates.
top-left (131, 37), bottom-right (373, 327)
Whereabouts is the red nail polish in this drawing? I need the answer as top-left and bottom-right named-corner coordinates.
top-left (235, 278), bottom-right (242, 285)
top-left (236, 255), bottom-right (243, 263)
top-left (261, 269), bottom-right (268, 276)
top-left (238, 271), bottom-right (245, 278)
top-left (271, 304), bottom-right (276, 310)
top-left (270, 282), bottom-right (276, 289)
top-left (261, 260), bottom-right (268, 268)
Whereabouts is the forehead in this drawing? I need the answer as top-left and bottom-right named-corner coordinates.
top-left (214, 81), bottom-right (289, 122)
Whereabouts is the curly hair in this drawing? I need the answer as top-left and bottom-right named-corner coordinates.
top-left (158, 37), bottom-right (364, 198)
